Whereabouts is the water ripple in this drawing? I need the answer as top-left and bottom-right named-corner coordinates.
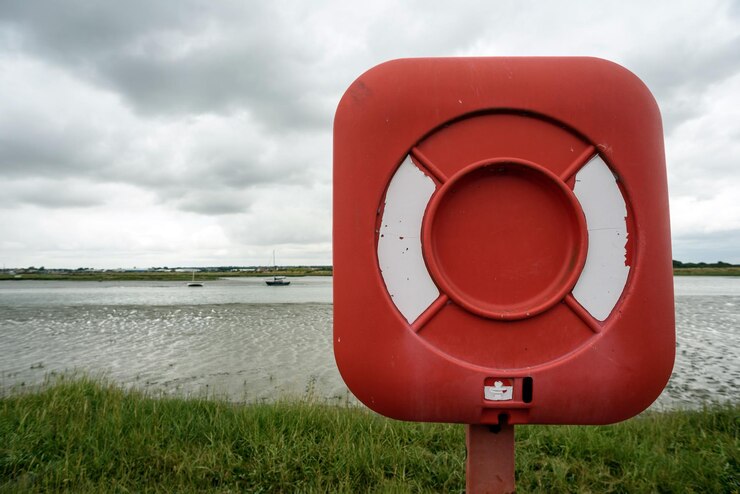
top-left (1, 277), bottom-right (738, 409)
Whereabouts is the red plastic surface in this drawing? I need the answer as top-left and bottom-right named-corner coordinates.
top-left (424, 158), bottom-right (587, 320)
top-left (466, 424), bottom-right (515, 493)
top-left (333, 57), bottom-right (675, 425)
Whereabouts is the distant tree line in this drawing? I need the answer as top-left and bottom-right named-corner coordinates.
top-left (672, 260), bottom-right (738, 268)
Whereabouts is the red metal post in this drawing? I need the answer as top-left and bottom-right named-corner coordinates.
top-left (466, 424), bottom-right (515, 494)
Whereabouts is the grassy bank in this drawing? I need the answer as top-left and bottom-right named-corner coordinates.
top-left (1, 378), bottom-right (738, 493)
top-left (673, 266), bottom-right (740, 276)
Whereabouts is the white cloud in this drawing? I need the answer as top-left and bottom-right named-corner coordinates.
top-left (667, 71), bottom-right (740, 262)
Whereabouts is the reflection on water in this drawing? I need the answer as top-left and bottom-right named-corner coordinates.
top-left (0, 302), bottom-right (339, 402)
top-left (0, 277), bottom-right (341, 402)
top-left (0, 276), bottom-right (738, 410)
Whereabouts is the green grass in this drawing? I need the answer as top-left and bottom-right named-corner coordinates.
top-left (1, 377), bottom-right (738, 493)
top-left (673, 267), bottom-right (740, 276)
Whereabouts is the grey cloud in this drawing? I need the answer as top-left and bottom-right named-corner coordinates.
top-left (0, 109), bottom-right (103, 178)
top-left (98, 44), bottom-right (329, 129)
top-left (0, 178), bottom-right (107, 209)
top-left (235, 221), bottom-right (331, 247)
top-left (207, 159), bottom-right (308, 189)
top-left (154, 153), bottom-right (324, 215)
top-left (0, 1), bottom-right (206, 59)
top-left (673, 228), bottom-right (740, 263)
top-left (1, 1), bottom-right (333, 129)
top-left (188, 130), bottom-right (318, 190)
top-left (171, 189), bottom-right (254, 216)
top-left (626, 31), bottom-right (740, 133)
top-left (725, 0), bottom-right (740, 21)
top-left (0, 54), bottom-right (320, 211)
top-left (225, 182), bottom-right (331, 246)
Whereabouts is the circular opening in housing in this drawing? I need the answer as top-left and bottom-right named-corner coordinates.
top-left (422, 158), bottom-right (587, 320)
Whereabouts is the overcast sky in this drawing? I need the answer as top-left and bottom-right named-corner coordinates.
top-left (1, 1), bottom-right (738, 268)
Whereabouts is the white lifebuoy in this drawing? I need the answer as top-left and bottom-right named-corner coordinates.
top-left (376, 156), bottom-right (440, 323)
top-left (377, 153), bottom-right (630, 325)
top-left (571, 155), bottom-right (631, 321)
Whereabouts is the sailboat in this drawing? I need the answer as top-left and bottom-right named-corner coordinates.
top-left (187, 269), bottom-right (204, 287)
top-left (265, 251), bottom-right (290, 286)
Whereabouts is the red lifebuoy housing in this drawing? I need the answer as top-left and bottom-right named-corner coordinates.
top-left (334, 58), bottom-right (674, 426)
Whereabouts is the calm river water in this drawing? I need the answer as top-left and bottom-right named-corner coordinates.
top-left (0, 276), bottom-right (738, 410)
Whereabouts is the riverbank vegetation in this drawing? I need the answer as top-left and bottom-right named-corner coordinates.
top-left (0, 266), bottom-right (332, 281)
top-left (673, 266), bottom-right (740, 276)
top-left (673, 260), bottom-right (740, 276)
top-left (2, 261), bottom-right (740, 281)
top-left (1, 377), bottom-right (737, 493)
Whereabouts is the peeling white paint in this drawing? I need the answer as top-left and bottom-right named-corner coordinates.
top-left (377, 156), bottom-right (439, 323)
top-left (572, 155), bottom-right (630, 321)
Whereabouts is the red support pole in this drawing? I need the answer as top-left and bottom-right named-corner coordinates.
top-left (466, 423), bottom-right (515, 494)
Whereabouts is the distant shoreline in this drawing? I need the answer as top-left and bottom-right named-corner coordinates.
top-left (0, 268), bottom-right (332, 281)
top-left (673, 266), bottom-right (740, 276)
top-left (1, 266), bottom-right (739, 281)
